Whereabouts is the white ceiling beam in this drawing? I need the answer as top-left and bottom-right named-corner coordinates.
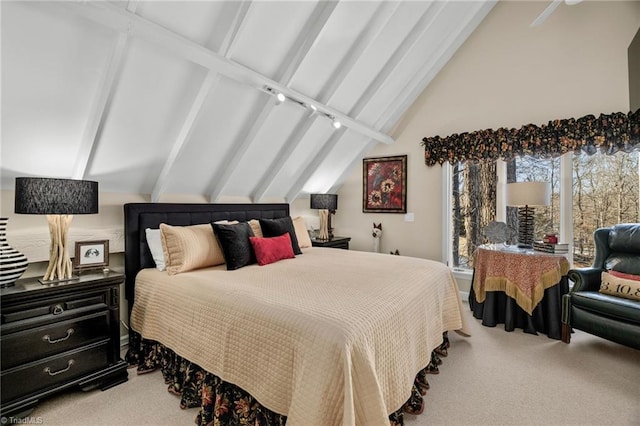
top-left (222, 1), bottom-right (254, 58)
top-left (150, 1), bottom-right (253, 202)
top-left (71, 1), bottom-right (138, 179)
top-left (324, 1), bottom-right (497, 196)
top-left (277, 1), bottom-right (338, 85)
top-left (349, 1), bottom-right (444, 118)
top-left (208, 97), bottom-right (274, 202)
top-left (252, 112), bottom-right (317, 202)
top-left (285, 128), bottom-right (346, 202)
top-left (328, 140), bottom-right (376, 195)
top-left (378, 1), bottom-right (497, 134)
top-left (317, 1), bottom-right (400, 103)
top-left (284, 2), bottom-right (444, 201)
top-left (209, 1), bottom-right (339, 201)
top-left (151, 72), bottom-right (218, 202)
top-left (59, 1), bottom-right (393, 146)
top-left (274, 2), bottom-right (400, 200)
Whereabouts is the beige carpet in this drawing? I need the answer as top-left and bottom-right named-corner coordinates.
top-left (28, 307), bottom-right (640, 426)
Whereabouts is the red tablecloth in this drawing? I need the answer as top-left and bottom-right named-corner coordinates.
top-left (472, 247), bottom-right (569, 315)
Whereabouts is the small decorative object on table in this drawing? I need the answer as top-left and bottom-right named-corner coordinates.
top-left (483, 221), bottom-right (512, 247)
top-left (0, 217), bottom-right (28, 288)
top-left (372, 222), bottom-right (382, 253)
top-left (533, 241), bottom-right (568, 254)
top-left (74, 240), bottom-right (109, 271)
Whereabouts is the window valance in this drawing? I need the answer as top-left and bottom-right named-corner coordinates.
top-left (421, 109), bottom-right (639, 166)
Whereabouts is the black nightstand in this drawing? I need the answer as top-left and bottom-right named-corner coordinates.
top-left (311, 236), bottom-right (351, 250)
top-left (0, 270), bottom-right (128, 419)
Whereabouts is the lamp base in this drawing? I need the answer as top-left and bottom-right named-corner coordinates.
top-left (38, 275), bottom-right (80, 285)
top-left (43, 215), bottom-right (74, 282)
top-left (517, 206), bottom-right (535, 247)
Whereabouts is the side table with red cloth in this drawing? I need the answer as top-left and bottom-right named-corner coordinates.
top-left (469, 246), bottom-right (570, 339)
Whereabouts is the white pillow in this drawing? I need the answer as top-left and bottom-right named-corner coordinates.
top-left (145, 228), bottom-right (166, 271)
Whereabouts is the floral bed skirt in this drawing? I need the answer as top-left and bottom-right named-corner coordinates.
top-left (125, 331), bottom-right (450, 426)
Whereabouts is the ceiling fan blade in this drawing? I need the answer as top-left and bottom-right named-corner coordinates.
top-left (530, 0), bottom-right (562, 27)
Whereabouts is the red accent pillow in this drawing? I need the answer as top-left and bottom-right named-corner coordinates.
top-left (249, 233), bottom-right (295, 266)
top-left (608, 270), bottom-right (640, 281)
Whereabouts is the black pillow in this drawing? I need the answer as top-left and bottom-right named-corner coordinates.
top-left (211, 222), bottom-right (256, 270)
top-left (259, 217), bottom-right (302, 255)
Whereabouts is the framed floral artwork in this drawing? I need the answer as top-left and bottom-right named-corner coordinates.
top-left (363, 155), bottom-right (407, 213)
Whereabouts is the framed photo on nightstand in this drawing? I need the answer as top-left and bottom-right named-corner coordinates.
top-left (74, 240), bottom-right (109, 270)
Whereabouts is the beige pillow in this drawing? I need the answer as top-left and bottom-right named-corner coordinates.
top-left (599, 271), bottom-right (640, 301)
top-left (248, 219), bottom-right (263, 238)
top-left (293, 216), bottom-right (312, 248)
top-left (160, 223), bottom-right (225, 275)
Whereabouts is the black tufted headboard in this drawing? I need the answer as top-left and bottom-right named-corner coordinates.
top-left (123, 203), bottom-right (290, 307)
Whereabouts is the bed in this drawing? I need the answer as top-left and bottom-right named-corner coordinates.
top-left (124, 203), bottom-right (468, 426)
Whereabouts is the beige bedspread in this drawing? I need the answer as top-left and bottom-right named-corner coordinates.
top-left (130, 247), bottom-right (467, 426)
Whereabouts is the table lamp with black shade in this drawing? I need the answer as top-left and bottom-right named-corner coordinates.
top-left (505, 181), bottom-right (551, 249)
top-left (15, 177), bottom-right (99, 283)
top-left (310, 193), bottom-right (338, 240)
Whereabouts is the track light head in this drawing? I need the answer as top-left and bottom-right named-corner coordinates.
top-left (332, 119), bottom-right (342, 129)
top-left (276, 92), bottom-right (286, 103)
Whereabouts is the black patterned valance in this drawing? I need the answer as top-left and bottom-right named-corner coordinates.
top-left (421, 109), bottom-right (640, 166)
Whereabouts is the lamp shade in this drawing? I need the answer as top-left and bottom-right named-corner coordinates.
top-left (310, 193), bottom-right (338, 210)
top-left (505, 182), bottom-right (551, 207)
top-left (15, 177), bottom-right (98, 215)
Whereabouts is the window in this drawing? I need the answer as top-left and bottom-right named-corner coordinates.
top-left (446, 151), bottom-right (639, 270)
top-left (450, 161), bottom-right (496, 269)
top-left (572, 150), bottom-right (639, 266)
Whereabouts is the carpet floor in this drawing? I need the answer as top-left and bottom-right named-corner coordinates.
top-left (28, 307), bottom-right (640, 425)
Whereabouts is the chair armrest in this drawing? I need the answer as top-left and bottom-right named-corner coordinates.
top-left (567, 267), bottom-right (602, 292)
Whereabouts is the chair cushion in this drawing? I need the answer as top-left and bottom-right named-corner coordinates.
top-left (605, 253), bottom-right (640, 275)
top-left (571, 291), bottom-right (640, 325)
top-left (609, 223), bottom-right (640, 254)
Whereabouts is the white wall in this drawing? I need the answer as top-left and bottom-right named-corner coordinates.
top-left (335, 1), bottom-right (639, 268)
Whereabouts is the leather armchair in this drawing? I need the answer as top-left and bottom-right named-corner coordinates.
top-left (561, 223), bottom-right (640, 349)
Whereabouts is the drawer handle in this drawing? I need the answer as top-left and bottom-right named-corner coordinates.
top-left (42, 328), bottom-right (74, 344)
top-left (52, 304), bottom-right (65, 315)
top-left (44, 359), bottom-right (74, 376)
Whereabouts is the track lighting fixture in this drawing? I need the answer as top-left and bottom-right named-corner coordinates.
top-left (265, 86), bottom-right (344, 131)
top-left (265, 86), bottom-right (287, 106)
top-left (326, 114), bottom-right (341, 129)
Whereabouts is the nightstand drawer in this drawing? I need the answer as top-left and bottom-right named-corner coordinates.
top-left (1, 290), bottom-right (109, 332)
top-left (1, 312), bottom-right (110, 370)
top-left (0, 340), bottom-right (109, 404)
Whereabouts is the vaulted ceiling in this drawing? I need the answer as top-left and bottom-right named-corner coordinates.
top-left (1, 0), bottom-right (496, 202)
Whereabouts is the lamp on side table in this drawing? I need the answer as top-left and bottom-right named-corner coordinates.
top-left (506, 182), bottom-right (551, 248)
top-left (14, 177), bottom-right (98, 283)
top-left (310, 193), bottom-right (338, 240)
